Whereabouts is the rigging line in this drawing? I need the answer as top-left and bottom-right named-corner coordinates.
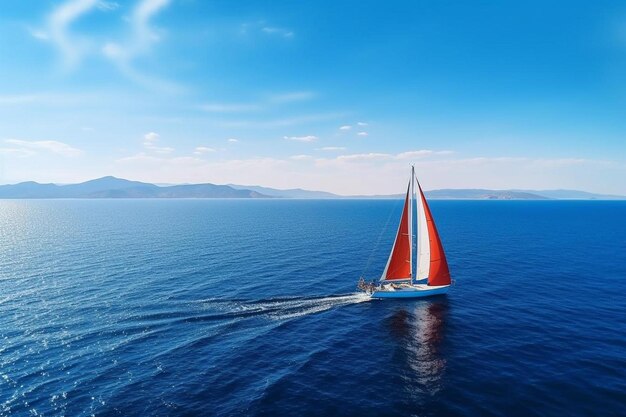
top-left (360, 197), bottom-right (404, 278)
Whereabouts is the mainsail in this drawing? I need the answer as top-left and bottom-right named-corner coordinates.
top-left (380, 183), bottom-right (412, 281)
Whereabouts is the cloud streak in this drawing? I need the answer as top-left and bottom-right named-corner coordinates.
top-left (194, 146), bottom-right (216, 155)
top-left (199, 91), bottom-right (316, 114)
top-left (318, 146), bottom-right (347, 151)
top-left (42, 0), bottom-right (99, 69)
top-left (4, 139), bottom-right (83, 157)
top-left (142, 132), bottom-right (174, 154)
top-left (261, 26), bottom-right (293, 38)
top-left (283, 135), bottom-right (318, 142)
top-left (102, 0), bottom-right (178, 91)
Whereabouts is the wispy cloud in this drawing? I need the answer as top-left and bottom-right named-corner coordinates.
top-left (199, 103), bottom-right (260, 113)
top-left (0, 91), bottom-right (141, 107)
top-left (144, 132), bottom-right (159, 142)
top-left (227, 138), bottom-right (239, 143)
top-left (116, 153), bottom-right (201, 165)
top-left (284, 135), bottom-right (318, 142)
top-left (216, 113), bottom-right (344, 129)
top-left (31, 0), bottom-right (176, 90)
top-left (239, 21), bottom-right (294, 40)
top-left (396, 150), bottom-right (453, 159)
top-left (35, 0), bottom-right (99, 69)
top-left (339, 125), bottom-right (352, 131)
top-left (96, 1), bottom-right (120, 11)
top-left (28, 28), bottom-right (49, 41)
top-left (194, 146), bottom-right (216, 155)
top-left (200, 91), bottom-right (315, 114)
top-left (318, 146), bottom-right (347, 151)
top-left (336, 152), bottom-right (389, 162)
top-left (261, 26), bottom-right (294, 38)
top-left (357, 132), bottom-right (369, 137)
top-left (101, 0), bottom-right (179, 91)
top-left (4, 139), bottom-right (83, 157)
top-left (269, 91), bottom-right (315, 104)
top-left (142, 132), bottom-right (174, 154)
top-left (0, 147), bottom-right (35, 157)
top-left (290, 154), bottom-right (312, 160)
top-left (103, 0), bottom-right (170, 59)
top-left (357, 122), bottom-right (368, 126)
top-left (327, 149), bottom-right (452, 163)
top-left (0, 93), bottom-right (49, 105)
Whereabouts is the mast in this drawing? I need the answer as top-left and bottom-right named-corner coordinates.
top-left (416, 173), bottom-right (430, 282)
top-left (409, 166), bottom-right (414, 283)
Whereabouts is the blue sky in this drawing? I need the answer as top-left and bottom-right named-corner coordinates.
top-left (0, 0), bottom-right (625, 194)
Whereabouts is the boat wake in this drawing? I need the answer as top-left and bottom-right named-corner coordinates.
top-left (196, 293), bottom-right (371, 321)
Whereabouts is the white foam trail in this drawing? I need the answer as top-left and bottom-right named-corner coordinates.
top-left (196, 293), bottom-right (370, 321)
top-left (262, 293), bottom-right (371, 321)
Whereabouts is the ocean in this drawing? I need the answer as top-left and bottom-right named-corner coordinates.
top-left (1, 199), bottom-right (625, 416)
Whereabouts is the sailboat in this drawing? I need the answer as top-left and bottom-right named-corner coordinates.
top-left (359, 166), bottom-right (451, 299)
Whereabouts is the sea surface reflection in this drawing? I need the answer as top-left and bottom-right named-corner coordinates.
top-left (387, 299), bottom-right (449, 399)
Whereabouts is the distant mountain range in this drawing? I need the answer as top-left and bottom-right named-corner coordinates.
top-left (0, 177), bottom-right (267, 199)
top-left (0, 177), bottom-right (624, 200)
top-left (227, 184), bottom-right (338, 199)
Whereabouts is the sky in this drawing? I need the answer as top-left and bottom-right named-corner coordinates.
top-left (0, 0), bottom-right (625, 195)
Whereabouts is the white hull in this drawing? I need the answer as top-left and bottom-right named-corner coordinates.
top-left (371, 284), bottom-right (449, 299)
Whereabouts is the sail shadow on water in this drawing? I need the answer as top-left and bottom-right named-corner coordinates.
top-left (386, 299), bottom-right (449, 401)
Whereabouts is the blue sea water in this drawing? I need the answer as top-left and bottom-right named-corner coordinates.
top-left (1, 199), bottom-right (625, 417)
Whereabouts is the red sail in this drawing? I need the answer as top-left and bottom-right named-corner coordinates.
top-left (419, 187), bottom-right (451, 286)
top-left (383, 183), bottom-right (412, 280)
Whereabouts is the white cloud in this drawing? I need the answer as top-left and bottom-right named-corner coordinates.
top-left (143, 132), bottom-right (159, 141)
top-left (336, 152), bottom-right (390, 162)
top-left (40, 0), bottom-right (99, 69)
top-left (4, 139), bottom-right (83, 157)
top-left (0, 94), bottom-right (46, 105)
top-left (31, 0), bottom-right (176, 90)
top-left (240, 21), bottom-right (294, 39)
top-left (142, 132), bottom-right (173, 154)
top-left (283, 135), bottom-right (318, 142)
top-left (269, 91), bottom-right (315, 104)
top-left (194, 146), bottom-right (216, 155)
top-left (218, 113), bottom-right (343, 129)
top-left (101, 0), bottom-right (178, 92)
top-left (96, 1), bottom-right (120, 11)
top-left (357, 122), bottom-right (368, 126)
top-left (290, 154), bottom-right (312, 160)
top-left (326, 149), bottom-right (452, 163)
top-left (200, 103), bottom-right (259, 113)
top-left (261, 26), bottom-right (294, 38)
top-left (198, 92), bottom-right (314, 114)
top-left (339, 125), bottom-right (352, 131)
top-left (148, 146), bottom-right (174, 154)
top-left (0, 147), bottom-right (35, 157)
top-left (396, 150), bottom-right (453, 159)
top-left (0, 91), bottom-right (132, 107)
top-left (117, 153), bottom-right (200, 165)
top-left (28, 28), bottom-right (49, 40)
top-left (318, 146), bottom-right (347, 151)
top-left (227, 138), bottom-right (239, 143)
top-left (357, 132), bottom-right (369, 137)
